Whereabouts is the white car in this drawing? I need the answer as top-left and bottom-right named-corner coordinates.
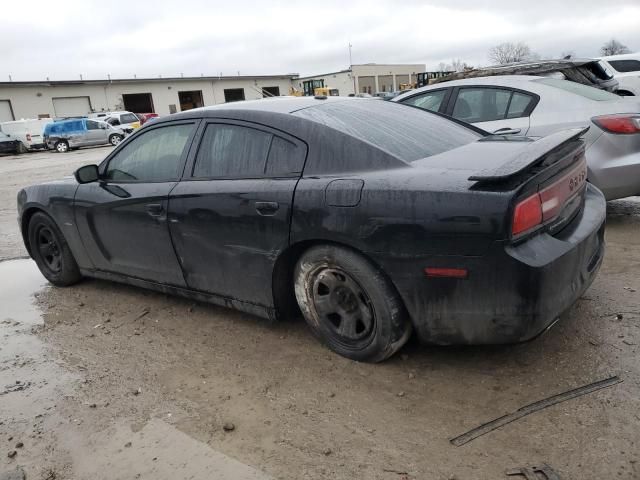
top-left (393, 75), bottom-right (640, 200)
top-left (94, 111), bottom-right (141, 131)
top-left (0, 118), bottom-right (52, 152)
top-left (599, 53), bottom-right (640, 97)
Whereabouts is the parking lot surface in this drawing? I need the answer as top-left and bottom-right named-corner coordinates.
top-left (1, 148), bottom-right (639, 479)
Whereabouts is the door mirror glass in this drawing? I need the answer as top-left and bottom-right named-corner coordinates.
top-left (74, 164), bottom-right (100, 184)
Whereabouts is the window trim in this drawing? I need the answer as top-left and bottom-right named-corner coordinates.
top-left (183, 118), bottom-right (307, 181)
top-left (397, 87), bottom-right (452, 114)
top-left (98, 120), bottom-right (200, 184)
top-left (445, 85), bottom-right (540, 121)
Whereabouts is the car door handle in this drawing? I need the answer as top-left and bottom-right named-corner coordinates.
top-left (493, 127), bottom-right (521, 135)
top-left (255, 201), bottom-right (279, 216)
top-left (146, 203), bottom-right (164, 217)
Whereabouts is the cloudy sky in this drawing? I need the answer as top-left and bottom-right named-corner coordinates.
top-left (2, 0), bottom-right (639, 81)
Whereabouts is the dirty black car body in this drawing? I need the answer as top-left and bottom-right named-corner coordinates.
top-left (17, 97), bottom-right (606, 362)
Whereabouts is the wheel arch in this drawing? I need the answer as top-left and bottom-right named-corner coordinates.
top-left (20, 206), bottom-right (51, 257)
top-left (271, 239), bottom-right (412, 326)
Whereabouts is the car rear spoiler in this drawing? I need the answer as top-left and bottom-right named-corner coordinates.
top-left (468, 127), bottom-right (589, 182)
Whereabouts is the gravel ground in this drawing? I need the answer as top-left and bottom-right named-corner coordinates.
top-left (0, 148), bottom-right (639, 480)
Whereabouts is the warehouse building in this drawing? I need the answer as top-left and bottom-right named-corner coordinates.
top-left (0, 74), bottom-right (296, 121)
top-left (294, 63), bottom-right (426, 96)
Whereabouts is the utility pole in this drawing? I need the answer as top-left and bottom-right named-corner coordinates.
top-left (349, 43), bottom-right (356, 95)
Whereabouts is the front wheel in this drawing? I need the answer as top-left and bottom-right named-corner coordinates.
top-left (55, 140), bottom-right (69, 153)
top-left (109, 134), bottom-right (122, 146)
top-left (28, 212), bottom-right (82, 286)
top-left (294, 245), bottom-right (412, 362)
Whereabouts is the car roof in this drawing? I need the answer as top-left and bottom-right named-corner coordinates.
top-left (393, 75), bottom-right (543, 101)
top-left (172, 96), bottom-right (358, 118)
top-left (599, 52), bottom-right (640, 61)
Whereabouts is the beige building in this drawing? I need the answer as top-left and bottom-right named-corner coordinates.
top-left (294, 63), bottom-right (426, 96)
top-left (0, 75), bottom-right (295, 121)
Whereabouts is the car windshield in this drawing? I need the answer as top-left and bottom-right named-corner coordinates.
top-left (534, 78), bottom-right (620, 101)
top-left (293, 100), bottom-right (481, 162)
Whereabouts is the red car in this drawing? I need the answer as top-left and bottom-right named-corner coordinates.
top-left (136, 113), bottom-right (159, 125)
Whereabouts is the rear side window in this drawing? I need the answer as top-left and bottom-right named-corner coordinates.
top-left (265, 136), bottom-right (305, 176)
top-left (294, 100), bottom-right (480, 162)
top-left (63, 120), bottom-right (83, 132)
top-left (86, 120), bottom-right (100, 130)
top-left (507, 92), bottom-right (534, 118)
top-left (193, 124), bottom-right (272, 178)
top-left (400, 89), bottom-right (447, 112)
top-left (608, 59), bottom-right (640, 73)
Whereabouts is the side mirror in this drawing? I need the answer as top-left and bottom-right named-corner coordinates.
top-left (74, 164), bottom-right (100, 184)
top-left (101, 124), bottom-right (107, 129)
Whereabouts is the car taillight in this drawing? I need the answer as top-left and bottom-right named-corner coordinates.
top-left (512, 193), bottom-right (543, 236)
top-left (512, 157), bottom-right (588, 237)
top-left (26, 133), bottom-right (31, 141)
top-left (592, 114), bottom-right (640, 134)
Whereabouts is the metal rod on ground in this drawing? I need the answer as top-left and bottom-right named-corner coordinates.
top-left (450, 375), bottom-right (622, 447)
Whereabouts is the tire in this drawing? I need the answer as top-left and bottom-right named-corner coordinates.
top-left (109, 134), bottom-right (123, 146)
top-left (294, 245), bottom-right (412, 362)
top-left (28, 212), bottom-right (82, 286)
top-left (16, 142), bottom-right (28, 154)
top-left (55, 140), bottom-right (69, 153)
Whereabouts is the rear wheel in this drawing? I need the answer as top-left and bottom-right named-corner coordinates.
top-left (294, 245), bottom-right (411, 362)
top-left (16, 142), bottom-right (27, 154)
top-left (55, 140), bottom-right (69, 153)
top-left (28, 212), bottom-right (82, 286)
top-left (109, 134), bottom-right (122, 146)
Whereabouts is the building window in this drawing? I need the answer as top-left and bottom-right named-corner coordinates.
top-left (224, 88), bottom-right (245, 103)
top-left (262, 86), bottom-right (280, 98)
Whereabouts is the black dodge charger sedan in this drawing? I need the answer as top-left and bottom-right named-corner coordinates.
top-left (17, 97), bottom-right (606, 362)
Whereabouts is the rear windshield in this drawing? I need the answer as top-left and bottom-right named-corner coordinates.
top-left (534, 78), bottom-right (620, 101)
top-left (293, 99), bottom-right (481, 162)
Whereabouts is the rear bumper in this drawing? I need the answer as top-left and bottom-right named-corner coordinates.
top-left (385, 184), bottom-right (606, 345)
top-left (587, 133), bottom-right (640, 200)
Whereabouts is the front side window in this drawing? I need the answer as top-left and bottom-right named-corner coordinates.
top-left (104, 124), bottom-right (194, 182)
top-left (193, 124), bottom-right (272, 178)
top-left (401, 90), bottom-right (447, 112)
top-left (121, 113), bottom-right (139, 124)
top-left (106, 117), bottom-right (120, 126)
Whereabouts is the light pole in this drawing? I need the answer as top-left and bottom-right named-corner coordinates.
top-left (349, 43), bottom-right (356, 95)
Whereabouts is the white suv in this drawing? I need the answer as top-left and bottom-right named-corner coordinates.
top-left (599, 53), bottom-right (640, 96)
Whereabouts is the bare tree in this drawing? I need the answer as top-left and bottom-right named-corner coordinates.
top-left (600, 39), bottom-right (631, 56)
top-left (488, 42), bottom-right (532, 65)
top-left (438, 62), bottom-right (447, 72)
top-left (450, 58), bottom-right (472, 72)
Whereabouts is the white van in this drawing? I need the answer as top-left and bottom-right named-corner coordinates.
top-left (0, 118), bottom-right (53, 152)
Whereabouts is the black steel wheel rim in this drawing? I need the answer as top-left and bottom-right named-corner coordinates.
top-left (37, 226), bottom-right (62, 273)
top-left (310, 267), bottom-right (375, 347)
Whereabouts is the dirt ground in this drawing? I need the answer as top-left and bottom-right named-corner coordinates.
top-left (1, 148), bottom-right (639, 480)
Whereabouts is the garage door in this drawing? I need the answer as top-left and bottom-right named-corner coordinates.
top-left (52, 96), bottom-right (91, 117)
top-left (0, 100), bottom-right (14, 122)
